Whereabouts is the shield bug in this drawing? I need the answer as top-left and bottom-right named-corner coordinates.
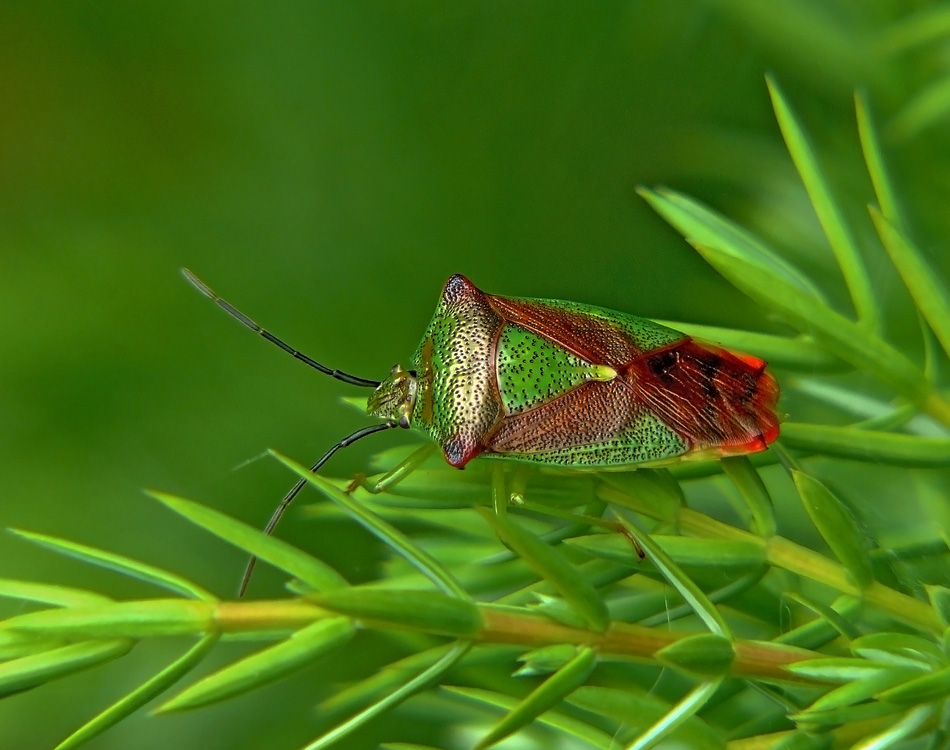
top-left (184, 271), bottom-right (779, 591)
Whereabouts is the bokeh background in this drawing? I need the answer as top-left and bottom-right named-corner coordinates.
top-left (3, 2), bottom-right (949, 749)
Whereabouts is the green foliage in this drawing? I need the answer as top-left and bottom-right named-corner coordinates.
top-left (6, 11), bottom-right (950, 750)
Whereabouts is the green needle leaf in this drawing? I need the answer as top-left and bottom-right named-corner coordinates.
top-left (567, 686), bottom-right (722, 750)
top-left (643, 183), bottom-right (944, 419)
top-left (877, 667), bottom-right (950, 704)
top-left (0, 579), bottom-right (113, 608)
top-left (721, 456), bottom-right (776, 537)
top-left (687, 242), bottom-right (936, 413)
top-left (870, 207), bottom-right (950, 362)
top-left (791, 471), bottom-right (873, 589)
top-left (790, 379), bottom-right (926, 429)
top-left (476, 646), bottom-right (596, 749)
top-left (565, 534), bottom-right (765, 573)
top-left (926, 585), bottom-right (950, 627)
top-left (889, 76), bottom-right (950, 141)
top-left (0, 631), bottom-right (64, 661)
top-left (793, 700), bottom-right (906, 732)
top-left (601, 471), bottom-right (684, 523)
top-left (54, 633), bottom-right (219, 750)
top-left (855, 92), bottom-right (905, 229)
top-left (449, 685), bottom-right (615, 750)
top-left (3, 600), bottom-right (214, 639)
top-left (776, 594), bottom-right (861, 645)
top-left (312, 587), bottom-right (482, 637)
top-left (626, 679), bottom-right (722, 750)
top-left (0, 639), bottom-right (132, 696)
top-left (656, 634), bottom-right (735, 677)
top-left (637, 186), bottom-right (824, 300)
top-left (767, 75), bottom-right (877, 330)
top-left (804, 666), bottom-right (923, 713)
top-left (147, 490), bottom-right (347, 593)
top-left (852, 705), bottom-right (932, 750)
top-left (515, 644), bottom-right (580, 676)
top-left (301, 641), bottom-right (471, 750)
top-left (851, 633), bottom-right (944, 666)
top-left (780, 423), bottom-right (950, 467)
top-left (479, 509), bottom-right (609, 633)
top-left (270, 451), bottom-right (470, 601)
top-left (614, 514), bottom-right (730, 637)
top-left (317, 643), bottom-right (461, 719)
top-left (8, 529), bottom-right (216, 602)
top-left (158, 618), bottom-right (352, 712)
top-left (653, 322), bottom-right (845, 373)
top-left (785, 657), bottom-right (897, 682)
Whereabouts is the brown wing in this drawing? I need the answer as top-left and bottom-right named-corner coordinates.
top-left (488, 380), bottom-right (638, 453)
top-left (487, 295), bottom-right (681, 364)
top-left (488, 293), bottom-right (778, 457)
top-left (623, 338), bottom-right (780, 455)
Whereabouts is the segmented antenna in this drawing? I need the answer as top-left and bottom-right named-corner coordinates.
top-left (181, 268), bottom-right (381, 388)
top-left (237, 422), bottom-right (394, 596)
top-left (182, 269), bottom-right (394, 596)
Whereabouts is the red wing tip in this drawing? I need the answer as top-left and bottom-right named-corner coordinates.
top-left (717, 424), bottom-right (780, 457)
top-left (733, 352), bottom-right (768, 374)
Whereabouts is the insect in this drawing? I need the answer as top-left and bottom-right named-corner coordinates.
top-left (184, 271), bottom-right (779, 591)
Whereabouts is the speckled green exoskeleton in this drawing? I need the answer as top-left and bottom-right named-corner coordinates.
top-left (184, 271), bottom-right (779, 591)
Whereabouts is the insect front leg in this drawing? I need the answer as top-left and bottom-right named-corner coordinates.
top-left (346, 443), bottom-right (438, 495)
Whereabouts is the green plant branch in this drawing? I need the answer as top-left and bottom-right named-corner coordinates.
top-left (2, 597), bottom-right (824, 686)
top-left (598, 485), bottom-right (942, 633)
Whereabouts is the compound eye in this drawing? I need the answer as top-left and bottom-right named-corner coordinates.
top-left (398, 415), bottom-right (410, 429)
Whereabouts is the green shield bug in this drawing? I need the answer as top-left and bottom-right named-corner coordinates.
top-left (184, 271), bottom-right (779, 592)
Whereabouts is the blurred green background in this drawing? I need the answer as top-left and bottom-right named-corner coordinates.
top-left (2, 2), bottom-right (948, 749)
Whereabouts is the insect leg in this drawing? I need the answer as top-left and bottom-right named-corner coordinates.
top-left (347, 443), bottom-right (438, 495)
top-left (238, 422), bottom-right (395, 596)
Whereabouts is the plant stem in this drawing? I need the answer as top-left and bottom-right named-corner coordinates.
top-left (209, 598), bottom-right (820, 684)
top-left (599, 487), bottom-right (942, 633)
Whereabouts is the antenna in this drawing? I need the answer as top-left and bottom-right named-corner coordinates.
top-left (182, 268), bottom-right (381, 388)
top-left (238, 422), bottom-right (394, 596)
top-left (181, 269), bottom-right (394, 594)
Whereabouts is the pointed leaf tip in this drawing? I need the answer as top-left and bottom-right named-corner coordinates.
top-left (766, 75), bottom-right (878, 331)
top-left (615, 514), bottom-right (730, 637)
top-left (476, 647), bottom-right (596, 749)
top-left (158, 619), bottom-right (352, 712)
top-left (479, 508), bottom-right (609, 633)
top-left (792, 471), bottom-right (873, 589)
top-left (870, 206), bottom-right (950, 363)
top-left (148, 488), bottom-right (348, 593)
top-left (53, 633), bottom-right (219, 750)
top-left (269, 450), bottom-right (470, 601)
top-left (640, 186), bottom-right (823, 301)
top-left (313, 587), bottom-right (481, 638)
top-left (657, 634), bottom-right (735, 677)
top-left (9, 526), bottom-right (216, 602)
